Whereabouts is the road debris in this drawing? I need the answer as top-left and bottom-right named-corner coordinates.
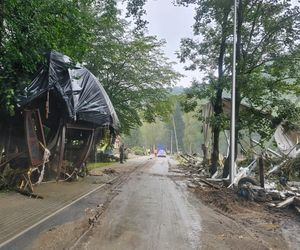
top-left (178, 147), bottom-right (300, 215)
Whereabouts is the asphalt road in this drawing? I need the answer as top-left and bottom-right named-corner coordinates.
top-left (79, 157), bottom-right (202, 250)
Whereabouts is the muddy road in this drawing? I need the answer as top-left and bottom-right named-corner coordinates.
top-left (13, 156), bottom-right (299, 250)
top-left (78, 157), bottom-right (202, 250)
top-left (71, 157), bottom-right (282, 250)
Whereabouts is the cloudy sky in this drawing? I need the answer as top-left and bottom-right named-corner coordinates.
top-left (144, 1), bottom-right (198, 87)
top-left (144, 0), bottom-right (300, 87)
top-left (120, 0), bottom-right (300, 88)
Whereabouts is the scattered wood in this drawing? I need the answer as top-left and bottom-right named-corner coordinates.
top-left (0, 152), bottom-right (26, 169)
top-left (103, 168), bottom-right (117, 175)
top-left (198, 178), bottom-right (220, 189)
top-left (293, 197), bottom-right (300, 207)
top-left (89, 173), bottom-right (103, 177)
top-left (259, 156), bottom-right (264, 188)
top-left (277, 197), bottom-right (295, 208)
top-left (16, 188), bottom-right (43, 199)
top-left (288, 181), bottom-right (300, 187)
top-left (187, 182), bottom-right (198, 188)
top-left (268, 191), bottom-right (282, 201)
top-left (294, 206), bottom-right (300, 213)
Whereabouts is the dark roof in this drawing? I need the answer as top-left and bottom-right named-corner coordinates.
top-left (19, 50), bottom-right (119, 130)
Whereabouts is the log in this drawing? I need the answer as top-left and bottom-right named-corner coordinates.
top-left (277, 196), bottom-right (295, 208)
top-left (16, 188), bottom-right (43, 199)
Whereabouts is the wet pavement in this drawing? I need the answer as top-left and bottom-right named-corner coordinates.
top-left (81, 157), bottom-right (202, 250)
top-left (2, 156), bottom-right (284, 250)
top-left (0, 158), bottom-right (140, 249)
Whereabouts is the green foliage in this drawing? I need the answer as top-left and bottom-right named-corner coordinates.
top-left (85, 1), bottom-right (180, 133)
top-left (124, 128), bottom-right (144, 148)
top-left (125, 95), bottom-right (203, 152)
top-left (131, 146), bottom-right (145, 155)
top-left (87, 161), bottom-right (114, 171)
top-left (124, 96), bottom-right (204, 154)
top-left (124, 0), bottom-right (148, 32)
top-left (178, 0), bottom-right (300, 143)
top-left (183, 111), bottom-right (203, 154)
top-left (0, 0), bottom-right (179, 135)
top-left (0, 0), bottom-right (95, 115)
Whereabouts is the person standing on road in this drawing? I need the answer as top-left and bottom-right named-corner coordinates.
top-left (119, 143), bottom-right (124, 164)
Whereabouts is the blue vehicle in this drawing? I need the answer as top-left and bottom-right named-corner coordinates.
top-left (157, 149), bottom-right (167, 157)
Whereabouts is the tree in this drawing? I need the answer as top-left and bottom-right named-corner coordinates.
top-left (183, 111), bottom-right (203, 154)
top-left (124, 0), bottom-right (148, 32)
top-left (0, 0), bottom-right (179, 136)
top-left (124, 127), bottom-right (144, 148)
top-left (85, 0), bottom-right (180, 133)
top-left (176, 0), bottom-right (300, 178)
top-left (0, 0), bottom-right (95, 115)
top-left (177, 0), bottom-right (232, 174)
top-left (222, 0), bottom-right (300, 177)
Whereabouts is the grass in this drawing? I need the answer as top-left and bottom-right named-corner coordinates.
top-left (87, 161), bottom-right (115, 171)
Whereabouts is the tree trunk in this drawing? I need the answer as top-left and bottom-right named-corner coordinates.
top-left (210, 9), bottom-right (230, 176)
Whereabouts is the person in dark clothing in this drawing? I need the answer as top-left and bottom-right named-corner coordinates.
top-left (119, 143), bottom-right (124, 163)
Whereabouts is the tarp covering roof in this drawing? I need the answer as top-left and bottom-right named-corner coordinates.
top-left (19, 50), bottom-right (119, 130)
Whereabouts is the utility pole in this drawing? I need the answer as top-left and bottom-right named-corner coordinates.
top-left (172, 116), bottom-right (179, 153)
top-left (170, 130), bottom-right (173, 155)
top-left (230, 0), bottom-right (237, 185)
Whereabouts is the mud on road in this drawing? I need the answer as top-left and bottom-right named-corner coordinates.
top-left (25, 157), bottom-right (300, 250)
top-left (168, 162), bottom-right (300, 250)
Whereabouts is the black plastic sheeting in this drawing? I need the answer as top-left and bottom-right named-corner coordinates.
top-left (18, 50), bottom-right (119, 130)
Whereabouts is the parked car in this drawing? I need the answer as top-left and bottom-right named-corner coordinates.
top-left (157, 149), bottom-right (167, 157)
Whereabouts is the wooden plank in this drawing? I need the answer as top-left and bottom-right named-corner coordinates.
top-left (276, 196), bottom-right (295, 208)
top-left (34, 109), bottom-right (46, 146)
top-left (24, 110), bottom-right (43, 166)
top-left (66, 123), bottom-right (94, 131)
top-left (56, 125), bottom-right (66, 181)
top-left (259, 156), bottom-right (264, 188)
top-left (198, 178), bottom-right (220, 189)
top-left (74, 130), bottom-right (94, 170)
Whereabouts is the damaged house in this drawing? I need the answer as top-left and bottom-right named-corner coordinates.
top-left (0, 51), bottom-right (119, 193)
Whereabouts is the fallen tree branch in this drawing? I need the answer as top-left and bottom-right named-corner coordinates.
top-left (198, 178), bottom-right (220, 189)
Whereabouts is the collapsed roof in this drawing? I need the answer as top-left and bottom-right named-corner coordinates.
top-left (18, 50), bottom-right (119, 131)
top-left (202, 98), bottom-right (300, 158)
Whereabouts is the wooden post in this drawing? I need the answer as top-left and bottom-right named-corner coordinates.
top-left (56, 125), bottom-right (65, 181)
top-left (259, 156), bottom-right (264, 188)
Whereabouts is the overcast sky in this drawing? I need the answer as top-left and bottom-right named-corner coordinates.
top-left (121, 0), bottom-right (300, 88)
top-left (144, 1), bottom-right (198, 87)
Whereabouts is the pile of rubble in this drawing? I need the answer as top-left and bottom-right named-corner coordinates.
top-left (179, 152), bottom-right (300, 214)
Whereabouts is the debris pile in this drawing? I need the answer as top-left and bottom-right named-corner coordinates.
top-left (179, 150), bottom-right (300, 214)
top-left (179, 154), bottom-right (206, 175)
top-left (102, 168), bottom-right (117, 175)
